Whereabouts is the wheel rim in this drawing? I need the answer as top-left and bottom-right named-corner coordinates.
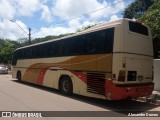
top-left (62, 80), bottom-right (70, 92)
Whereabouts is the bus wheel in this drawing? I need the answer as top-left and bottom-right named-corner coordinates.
top-left (17, 71), bottom-right (22, 81)
top-left (59, 76), bottom-right (73, 96)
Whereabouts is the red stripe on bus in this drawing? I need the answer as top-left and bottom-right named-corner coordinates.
top-left (36, 67), bottom-right (50, 85)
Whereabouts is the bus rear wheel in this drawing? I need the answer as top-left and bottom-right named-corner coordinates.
top-left (59, 76), bottom-right (73, 96)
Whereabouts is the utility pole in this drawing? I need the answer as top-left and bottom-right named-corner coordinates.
top-left (29, 28), bottom-right (31, 45)
top-left (10, 20), bottom-right (31, 45)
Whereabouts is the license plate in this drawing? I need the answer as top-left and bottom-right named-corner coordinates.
top-left (136, 88), bottom-right (145, 92)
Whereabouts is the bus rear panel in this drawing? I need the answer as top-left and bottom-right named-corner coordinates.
top-left (110, 20), bottom-right (154, 100)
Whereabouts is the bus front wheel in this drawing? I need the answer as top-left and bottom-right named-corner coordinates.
top-left (17, 71), bottom-right (21, 81)
top-left (59, 76), bottom-right (73, 96)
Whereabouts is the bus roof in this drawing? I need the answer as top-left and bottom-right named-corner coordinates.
top-left (15, 18), bottom-right (133, 51)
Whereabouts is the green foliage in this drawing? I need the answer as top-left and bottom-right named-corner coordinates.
top-left (123, 0), bottom-right (153, 18)
top-left (76, 24), bottom-right (96, 32)
top-left (139, 0), bottom-right (160, 58)
top-left (0, 39), bottom-right (20, 63)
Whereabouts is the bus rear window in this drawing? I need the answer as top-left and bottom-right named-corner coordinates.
top-left (129, 21), bottom-right (148, 36)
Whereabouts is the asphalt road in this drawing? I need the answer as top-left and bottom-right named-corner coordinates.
top-left (0, 74), bottom-right (159, 120)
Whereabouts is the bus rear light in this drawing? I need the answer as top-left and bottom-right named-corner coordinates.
top-left (118, 70), bottom-right (125, 82)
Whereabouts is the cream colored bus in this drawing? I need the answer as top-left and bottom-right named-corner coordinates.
top-left (12, 19), bottom-right (154, 100)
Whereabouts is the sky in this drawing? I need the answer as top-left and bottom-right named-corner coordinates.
top-left (0, 0), bottom-right (134, 41)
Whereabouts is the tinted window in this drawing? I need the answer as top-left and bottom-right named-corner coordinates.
top-left (85, 32), bottom-right (96, 54)
top-left (55, 40), bottom-right (64, 56)
top-left (48, 42), bottom-right (56, 57)
top-left (32, 46), bottom-right (42, 58)
top-left (96, 30), bottom-right (106, 53)
top-left (105, 28), bottom-right (114, 52)
top-left (129, 21), bottom-right (148, 36)
top-left (28, 48), bottom-right (32, 58)
top-left (71, 36), bottom-right (85, 55)
top-left (63, 38), bottom-right (71, 56)
top-left (16, 50), bottom-right (22, 60)
top-left (97, 28), bottom-right (114, 53)
top-left (41, 44), bottom-right (49, 58)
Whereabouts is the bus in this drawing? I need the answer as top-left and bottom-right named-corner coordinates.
top-left (12, 19), bottom-right (154, 100)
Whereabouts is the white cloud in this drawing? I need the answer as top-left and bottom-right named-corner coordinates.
top-left (51, 0), bottom-right (126, 21)
top-left (32, 26), bottom-right (73, 38)
top-left (0, 0), bottom-right (132, 40)
top-left (0, 0), bottom-right (16, 19)
top-left (15, 0), bottom-right (41, 17)
top-left (52, 0), bottom-right (106, 20)
top-left (40, 5), bottom-right (52, 22)
top-left (32, 20), bottom-right (96, 39)
top-left (109, 15), bottom-right (119, 21)
top-left (0, 0), bottom-right (52, 22)
top-left (0, 19), bottom-right (28, 40)
top-left (15, 0), bottom-right (52, 22)
top-left (68, 19), bottom-right (81, 31)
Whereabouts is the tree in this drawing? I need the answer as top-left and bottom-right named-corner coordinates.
top-left (0, 39), bottom-right (19, 63)
top-left (123, 0), bottom-right (153, 19)
top-left (139, 0), bottom-right (160, 58)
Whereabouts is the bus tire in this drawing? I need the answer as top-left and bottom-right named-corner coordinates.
top-left (59, 76), bottom-right (73, 96)
top-left (17, 71), bottom-right (22, 81)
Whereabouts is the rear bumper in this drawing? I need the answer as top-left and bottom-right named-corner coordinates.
top-left (105, 81), bottom-right (154, 100)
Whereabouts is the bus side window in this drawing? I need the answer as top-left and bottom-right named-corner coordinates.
top-left (24, 48), bottom-right (28, 59)
top-left (32, 47), bottom-right (36, 58)
top-left (71, 36), bottom-right (85, 55)
top-left (105, 28), bottom-right (114, 53)
top-left (96, 30), bottom-right (106, 53)
top-left (18, 49), bottom-right (23, 59)
top-left (35, 45), bottom-right (42, 58)
top-left (96, 28), bottom-right (114, 54)
top-left (41, 44), bottom-right (49, 58)
top-left (63, 38), bottom-right (71, 56)
top-left (29, 48), bottom-right (32, 58)
top-left (55, 40), bottom-right (64, 57)
top-left (85, 33), bottom-right (96, 54)
top-left (49, 42), bottom-right (56, 57)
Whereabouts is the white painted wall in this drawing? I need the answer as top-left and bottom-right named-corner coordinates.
top-left (154, 59), bottom-right (160, 91)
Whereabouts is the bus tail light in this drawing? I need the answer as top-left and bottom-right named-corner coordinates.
top-left (118, 70), bottom-right (125, 82)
